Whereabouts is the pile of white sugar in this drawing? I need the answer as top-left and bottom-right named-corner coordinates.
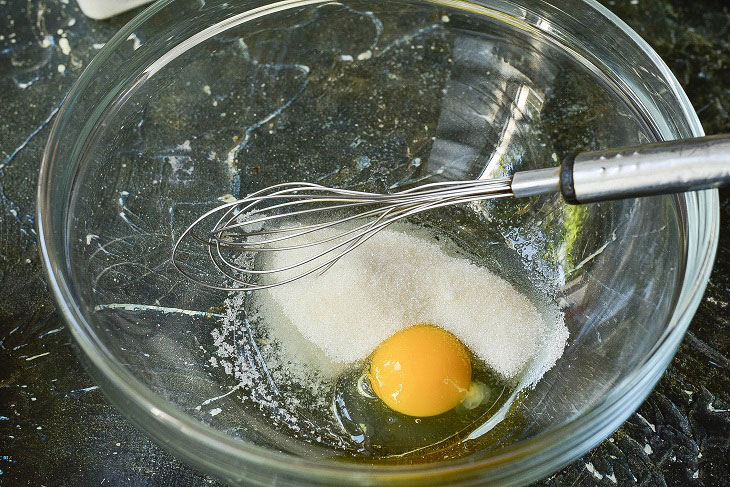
top-left (249, 225), bottom-right (568, 381)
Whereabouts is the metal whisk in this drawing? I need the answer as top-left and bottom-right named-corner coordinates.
top-left (173, 135), bottom-right (730, 291)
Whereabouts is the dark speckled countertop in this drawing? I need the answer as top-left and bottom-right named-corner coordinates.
top-left (0, 0), bottom-right (728, 485)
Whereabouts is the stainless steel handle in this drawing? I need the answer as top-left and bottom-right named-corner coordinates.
top-left (511, 134), bottom-right (730, 203)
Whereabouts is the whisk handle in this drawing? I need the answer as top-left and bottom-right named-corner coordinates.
top-left (511, 134), bottom-right (730, 204)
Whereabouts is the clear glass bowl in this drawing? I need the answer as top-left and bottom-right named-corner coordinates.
top-left (38, 0), bottom-right (719, 485)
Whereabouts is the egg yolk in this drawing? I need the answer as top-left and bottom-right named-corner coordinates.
top-left (369, 324), bottom-right (472, 417)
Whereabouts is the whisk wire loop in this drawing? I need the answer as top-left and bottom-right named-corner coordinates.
top-left (172, 178), bottom-right (514, 291)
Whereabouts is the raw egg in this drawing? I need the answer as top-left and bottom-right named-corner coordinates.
top-left (369, 324), bottom-right (472, 417)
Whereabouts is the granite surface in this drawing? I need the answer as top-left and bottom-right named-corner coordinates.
top-left (0, 0), bottom-right (728, 485)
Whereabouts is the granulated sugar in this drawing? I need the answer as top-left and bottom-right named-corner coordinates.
top-left (249, 225), bottom-right (568, 381)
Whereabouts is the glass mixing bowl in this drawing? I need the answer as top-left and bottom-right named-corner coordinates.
top-left (38, 0), bottom-right (719, 484)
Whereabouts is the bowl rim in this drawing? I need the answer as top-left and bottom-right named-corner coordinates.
top-left (37, 0), bottom-right (720, 484)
